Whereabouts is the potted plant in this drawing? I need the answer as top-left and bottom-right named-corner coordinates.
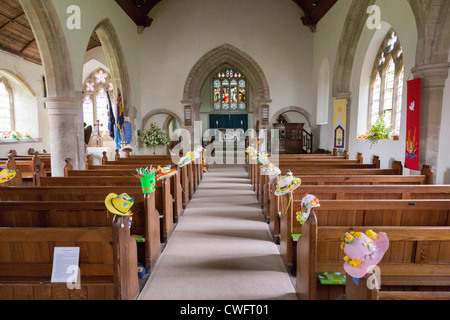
top-left (141, 122), bottom-right (171, 154)
top-left (364, 113), bottom-right (390, 148)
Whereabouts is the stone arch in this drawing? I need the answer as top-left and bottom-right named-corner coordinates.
top-left (182, 43), bottom-right (271, 129)
top-left (20, 0), bottom-right (83, 176)
top-left (0, 68), bottom-right (37, 97)
top-left (332, 0), bottom-right (377, 98)
top-left (270, 106), bottom-right (312, 129)
top-left (92, 19), bottom-right (133, 110)
top-left (142, 108), bottom-right (183, 132)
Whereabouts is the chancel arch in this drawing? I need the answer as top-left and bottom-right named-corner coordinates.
top-left (183, 43), bottom-right (271, 142)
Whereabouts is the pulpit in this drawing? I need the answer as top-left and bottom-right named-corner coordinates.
top-left (273, 123), bottom-right (309, 154)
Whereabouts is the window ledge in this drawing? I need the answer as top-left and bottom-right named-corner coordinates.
top-left (0, 138), bottom-right (43, 145)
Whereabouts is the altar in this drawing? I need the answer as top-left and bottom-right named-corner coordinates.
top-left (87, 140), bottom-right (116, 165)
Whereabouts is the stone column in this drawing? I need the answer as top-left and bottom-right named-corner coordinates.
top-left (44, 95), bottom-right (85, 176)
top-left (411, 63), bottom-right (450, 175)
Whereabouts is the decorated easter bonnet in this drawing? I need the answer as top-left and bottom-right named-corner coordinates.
top-left (275, 171), bottom-right (302, 196)
top-left (257, 152), bottom-right (270, 165)
top-left (135, 167), bottom-right (156, 194)
top-left (105, 193), bottom-right (135, 216)
top-left (0, 167), bottom-right (16, 184)
top-left (260, 162), bottom-right (281, 180)
top-left (296, 194), bottom-right (320, 225)
top-left (178, 155), bottom-right (194, 168)
top-left (341, 230), bottom-right (390, 278)
top-left (246, 146), bottom-right (257, 161)
top-left (156, 165), bottom-right (178, 181)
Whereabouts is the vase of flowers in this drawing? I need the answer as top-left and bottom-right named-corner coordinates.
top-left (141, 122), bottom-right (171, 154)
top-left (363, 113), bottom-right (391, 148)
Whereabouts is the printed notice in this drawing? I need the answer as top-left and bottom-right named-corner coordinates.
top-left (51, 247), bottom-right (80, 283)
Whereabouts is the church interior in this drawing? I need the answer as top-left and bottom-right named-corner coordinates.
top-left (0, 0), bottom-right (449, 302)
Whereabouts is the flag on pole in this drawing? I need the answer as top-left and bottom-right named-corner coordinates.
top-left (116, 89), bottom-right (125, 136)
top-left (107, 91), bottom-right (115, 139)
top-left (405, 78), bottom-right (421, 171)
top-left (115, 89), bottom-right (125, 150)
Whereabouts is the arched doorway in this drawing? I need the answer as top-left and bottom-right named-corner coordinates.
top-left (183, 44), bottom-right (271, 145)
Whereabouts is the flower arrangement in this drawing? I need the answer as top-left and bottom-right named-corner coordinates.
top-left (141, 122), bottom-right (171, 154)
top-left (0, 131), bottom-right (32, 141)
top-left (359, 113), bottom-right (390, 147)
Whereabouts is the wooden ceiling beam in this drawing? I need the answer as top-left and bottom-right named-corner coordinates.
top-left (0, 12), bottom-right (26, 33)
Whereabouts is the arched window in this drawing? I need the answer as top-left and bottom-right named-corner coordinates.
top-left (368, 29), bottom-right (404, 135)
top-left (317, 58), bottom-right (330, 125)
top-left (213, 68), bottom-right (246, 111)
top-left (82, 68), bottom-right (114, 135)
top-left (0, 79), bottom-right (13, 132)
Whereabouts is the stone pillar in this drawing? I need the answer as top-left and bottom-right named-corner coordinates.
top-left (411, 63), bottom-right (450, 175)
top-left (44, 95), bottom-right (85, 176)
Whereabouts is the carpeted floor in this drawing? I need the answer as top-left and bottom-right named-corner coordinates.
top-left (138, 164), bottom-right (297, 300)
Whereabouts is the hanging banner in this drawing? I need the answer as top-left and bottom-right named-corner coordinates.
top-left (333, 99), bottom-right (347, 149)
top-left (405, 78), bottom-right (421, 171)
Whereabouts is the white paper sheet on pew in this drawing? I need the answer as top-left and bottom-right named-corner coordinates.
top-left (51, 247), bottom-right (80, 285)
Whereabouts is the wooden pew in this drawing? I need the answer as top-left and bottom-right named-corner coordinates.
top-left (0, 151), bottom-right (51, 180)
top-left (346, 273), bottom-right (450, 300)
top-left (0, 155), bottom-right (34, 184)
top-left (279, 184), bottom-right (450, 274)
top-left (96, 159), bottom-right (195, 209)
top-left (65, 167), bottom-right (183, 222)
top-left (248, 149), bottom-right (348, 185)
top-left (38, 176), bottom-right (174, 243)
top-left (296, 199), bottom-right (450, 300)
top-left (254, 153), bottom-right (381, 206)
top-left (0, 187), bottom-right (161, 273)
top-left (266, 158), bottom-right (407, 241)
top-left (267, 161), bottom-right (433, 245)
top-left (0, 204), bottom-right (139, 300)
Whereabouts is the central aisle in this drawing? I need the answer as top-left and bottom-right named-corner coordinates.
top-left (138, 164), bottom-right (297, 300)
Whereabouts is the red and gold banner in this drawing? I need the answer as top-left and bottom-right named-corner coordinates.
top-left (405, 78), bottom-right (421, 171)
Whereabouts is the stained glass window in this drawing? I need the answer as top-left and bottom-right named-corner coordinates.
top-left (0, 81), bottom-right (12, 131)
top-left (83, 95), bottom-right (94, 128)
top-left (368, 29), bottom-right (404, 133)
top-left (95, 69), bottom-right (108, 84)
top-left (213, 68), bottom-right (246, 111)
top-left (83, 68), bottom-right (113, 135)
top-left (96, 88), bottom-right (109, 131)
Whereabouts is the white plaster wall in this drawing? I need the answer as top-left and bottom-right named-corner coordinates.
top-left (140, 0), bottom-right (314, 133)
top-left (0, 52), bottom-right (49, 156)
top-left (312, 0), bottom-right (352, 152)
top-left (437, 52), bottom-right (450, 184)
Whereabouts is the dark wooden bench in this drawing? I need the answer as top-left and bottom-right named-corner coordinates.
top-left (65, 166), bottom-right (183, 221)
top-left (253, 153), bottom-right (381, 207)
top-left (346, 273), bottom-right (450, 300)
top-left (267, 163), bottom-right (434, 245)
top-left (296, 199), bottom-right (450, 300)
top-left (0, 204), bottom-right (139, 300)
top-left (94, 158), bottom-right (195, 208)
top-left (278, 184), bottom-right (450, 274)
top-left (81, 164), bottom-right (182, 219)
top-left (38, 176), bottom-right (174, 243)
top-left (0, 151), bottom-right (51, 181)
top-left (118, 153), bottom-right (204, 190)
top-left (0, 187), bottom-right (161, 273)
